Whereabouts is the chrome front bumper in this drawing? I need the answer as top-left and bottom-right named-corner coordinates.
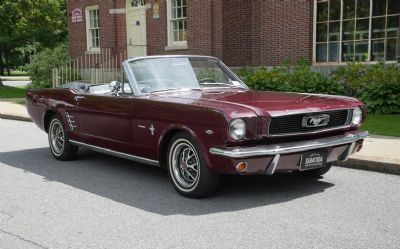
top-left (209, 130), bottom-right (369, 159)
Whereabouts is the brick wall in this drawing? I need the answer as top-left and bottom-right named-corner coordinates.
top-left (222, 0), bottom-right (253, 66)
top-left (252, 0), bottom-right (313, 66)
top-left (147, 0), bottom-right (313, 67)
top-left (68, 0), bottom-right (315, 67)
top-left (145, 0), bottom-right (224, 57)
top-left (67, 0), bottom-right (127, 60)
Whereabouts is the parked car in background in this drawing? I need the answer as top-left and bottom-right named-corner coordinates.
top-left (27, 55), bottom-right (368, 198)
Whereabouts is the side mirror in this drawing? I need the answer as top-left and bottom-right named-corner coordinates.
top-left (109, 81), bottom-right (121, 96)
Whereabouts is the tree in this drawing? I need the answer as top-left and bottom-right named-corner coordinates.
top-left (0, 0), bottom-right (67, 75)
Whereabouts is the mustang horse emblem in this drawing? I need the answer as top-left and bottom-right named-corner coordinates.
top-left (303, 114), bottom-right (330, 127)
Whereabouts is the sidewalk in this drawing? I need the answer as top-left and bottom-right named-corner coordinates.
top-left (336, 135), bottom-right (400, 175)
top-left (1, 101), bottom-right (399, 175)
top-left (0, 101), bottom-right (31, 122)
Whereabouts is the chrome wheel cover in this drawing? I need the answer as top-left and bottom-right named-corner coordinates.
top-left (169, 139), bottom-right (200, 190)
top-left (49, 119), bottom-right (65, 156)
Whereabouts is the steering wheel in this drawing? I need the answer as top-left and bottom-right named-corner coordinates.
top-left (198, 78), bottom-right (216, 83)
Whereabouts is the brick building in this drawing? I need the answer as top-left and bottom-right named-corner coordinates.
top-left (67, 0), bottom-right (400, 67)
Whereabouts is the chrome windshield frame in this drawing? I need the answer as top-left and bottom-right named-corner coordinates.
top-left (122, 55), bottom-right (248, 97)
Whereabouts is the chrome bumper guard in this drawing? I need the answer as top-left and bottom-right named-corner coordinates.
top-left (209, 130), bottom-right (369, 159)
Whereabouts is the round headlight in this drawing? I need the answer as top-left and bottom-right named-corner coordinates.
top-left (229, 118), bottom-right (246, 140)
top-left (352, 107), bottom-right (363, 126)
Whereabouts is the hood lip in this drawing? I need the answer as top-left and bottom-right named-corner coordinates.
top-left (149, 89), bottom-right (363, 118)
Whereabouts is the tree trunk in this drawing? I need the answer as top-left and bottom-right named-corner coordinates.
top-left (0, 53), bottom-right (3, 85)
top-left (4, 51), bottom-right (10, 76)
top-left (0, 50), bottom-right (4, 77)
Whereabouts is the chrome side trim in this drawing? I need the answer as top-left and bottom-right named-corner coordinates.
top-left (209, 130), bottom-right (369, 159)
top-left (65, 112), bottom-right (77, 131)
top-left (265, 154), bottom-right (280, 175)
top-left (70, 140), bottom-right (160, 167)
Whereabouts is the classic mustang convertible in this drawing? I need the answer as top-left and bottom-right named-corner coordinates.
top-left (27, 55), bottom-right (368, 198)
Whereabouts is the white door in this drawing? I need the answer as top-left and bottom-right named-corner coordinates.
top-left (126, 0), bottom-right (147, 57)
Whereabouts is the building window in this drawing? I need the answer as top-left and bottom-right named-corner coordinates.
top-left (315, 0), bottom-right (400, 63)
top-left (131, 0), bottom-right (145, 7)
top-left (167, 0), bottom-right (187, 47)
top-left (86, 6), bottom-right (100, 52)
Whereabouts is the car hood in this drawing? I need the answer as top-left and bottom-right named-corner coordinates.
top-left (149, 89), bottom-right (363, 117)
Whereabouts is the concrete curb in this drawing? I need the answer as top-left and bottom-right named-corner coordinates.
top-left (0, 114), bottom-right (32, 122)
top-left (336, 158), bottom-right (400, 175)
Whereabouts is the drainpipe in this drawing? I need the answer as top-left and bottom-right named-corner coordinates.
top-left (114, 0), bottom-right (117, 54)
top-left (210, 0), bottom-right (214, 56)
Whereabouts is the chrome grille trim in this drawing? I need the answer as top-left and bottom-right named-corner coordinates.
top-left (268, 109), bottom-right (352, 137)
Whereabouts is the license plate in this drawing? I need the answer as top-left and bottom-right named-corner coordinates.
top-left (300, 150), bottom-right (327, 171)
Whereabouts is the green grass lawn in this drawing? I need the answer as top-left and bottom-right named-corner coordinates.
top-left (361, 114), bottom-right (400, 137)
top-left (0, 86), bottom-right (27, 105)
top-left (0, 85), bottom-right (27, 98)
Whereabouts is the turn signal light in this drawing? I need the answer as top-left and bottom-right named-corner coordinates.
top-left (236, 162), bottom-right (248, 172)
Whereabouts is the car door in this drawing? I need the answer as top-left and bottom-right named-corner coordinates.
top-left (73, 85), bottom-right (135, 154)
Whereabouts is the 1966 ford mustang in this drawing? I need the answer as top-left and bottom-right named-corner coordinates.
top-left (27, 55), bottom-right (368, 198)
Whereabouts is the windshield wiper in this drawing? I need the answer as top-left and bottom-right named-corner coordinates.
top-left (199, 82), bottom-right (233, 86)
top-left (149, 88), bottom-right (180, 94)
top-left (149, 88), bottom-right (200, 94)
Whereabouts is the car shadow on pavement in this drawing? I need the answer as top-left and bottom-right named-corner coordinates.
top-left (0, 147), bottom-right (334, 216)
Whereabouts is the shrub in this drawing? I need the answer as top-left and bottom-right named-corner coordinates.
top-left (359, 63), bottom-right (400, 114)
top-left (284, 62), bottom-right (345, 95)
top-left (331, 62), bottom-right (367, 97)
top-left (26, 43), bottom-right (70, 88)
top-left (238, 60), bottom-right (400, 114)
top-left (238, 60), bottom-right (345, 95)
top-left (242, 66), bottom-right (289, 91)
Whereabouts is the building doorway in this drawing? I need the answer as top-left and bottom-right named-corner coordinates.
top-left (126, 0), bottom-right (147, 57)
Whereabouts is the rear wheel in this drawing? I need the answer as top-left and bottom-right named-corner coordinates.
top-left (299, 163), bottom-right (332, 176)
top-left (167, 133), bottom-right (219, 198)
top-left (48, 116), bottom-right (78, 161)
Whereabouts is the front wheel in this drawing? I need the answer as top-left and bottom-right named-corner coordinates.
top-left (48, 116), bottom-right (78, 161)
top-left (167, 133), bottom-right (220, 198)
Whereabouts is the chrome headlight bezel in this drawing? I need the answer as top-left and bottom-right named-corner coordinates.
top-left (229, 118), bottom-right (246, 140)
top-left (352, 107), bottom-right (363, 126)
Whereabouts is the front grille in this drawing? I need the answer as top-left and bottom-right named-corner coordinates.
top-left (269, 109), bottom-right (351, 136)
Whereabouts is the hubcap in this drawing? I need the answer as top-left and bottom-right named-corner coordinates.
top-left (170, 140), bottom-right (200, 189)
top-left (50, 120), bottom-right (65, 156)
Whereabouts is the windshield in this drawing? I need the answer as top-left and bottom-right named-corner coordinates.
top-left (128, 57), bottom-right (243, 94)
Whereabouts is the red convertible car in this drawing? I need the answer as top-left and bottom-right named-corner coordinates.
top-left (27, 55), bottom-right (368, 198)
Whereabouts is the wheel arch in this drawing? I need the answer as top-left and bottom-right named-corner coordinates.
top-left (158, 125), bottom-right (212, 168)
top-left (43, 109), bottom-right (58, 133)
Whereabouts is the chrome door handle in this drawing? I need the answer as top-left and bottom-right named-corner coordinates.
top-left (74, 96), bottom-right (85, 101)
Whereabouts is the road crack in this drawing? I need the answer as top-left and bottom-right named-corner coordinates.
top-left (0, 228), bottom-right (49, 249)
top-left (0, 210), bottom-right (13, 219)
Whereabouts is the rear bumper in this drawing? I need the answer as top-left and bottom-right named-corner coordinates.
top-left (209, 130), bottom-right (369, 175)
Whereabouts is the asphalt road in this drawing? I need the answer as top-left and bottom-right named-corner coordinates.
top-left (0, 118), bottom-right (399, 249)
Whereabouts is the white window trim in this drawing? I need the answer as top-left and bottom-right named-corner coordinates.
top-left (313, 0), bottom-right (400, 65)
top-left (166, 0), bottom-right (188, 50)
top-left (86, 5), bottom-right (100, 53)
